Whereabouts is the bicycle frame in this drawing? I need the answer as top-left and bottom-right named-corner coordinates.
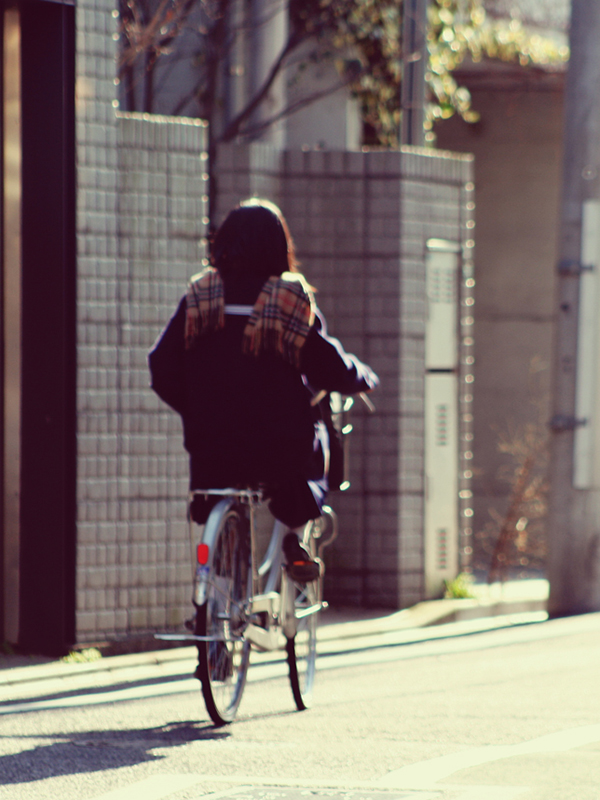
top-left (156, 487), bottom-right (336, 651)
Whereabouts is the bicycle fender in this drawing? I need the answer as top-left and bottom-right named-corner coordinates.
top-left (193, 497), bottom-right (235, 606)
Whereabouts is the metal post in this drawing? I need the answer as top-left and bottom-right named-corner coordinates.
top-left (3, 7), bottom-right (22, 646)
top-left (548, 0), bottom-right (600, 616)
top-left (401, 0), bottom-right (428, 147)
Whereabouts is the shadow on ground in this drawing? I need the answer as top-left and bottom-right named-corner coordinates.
top-left (0, 721), bottom-right (229, 785)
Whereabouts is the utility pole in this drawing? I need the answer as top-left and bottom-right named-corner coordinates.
top-left (400, 0), bottom-right (428, 146)
top-left (548, 0), bottom-right (600, 616)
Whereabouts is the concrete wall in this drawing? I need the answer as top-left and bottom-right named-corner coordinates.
top-left (436, 86), bottom-right (563, 575)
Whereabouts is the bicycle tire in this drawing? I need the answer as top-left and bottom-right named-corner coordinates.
top-left (286, 529), bottom-right (319, 710)
top-left (195, 505), bottom-right (251, 725)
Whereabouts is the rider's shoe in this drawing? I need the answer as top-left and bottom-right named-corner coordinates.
top-left (283, 532), bottom-right (322, 583)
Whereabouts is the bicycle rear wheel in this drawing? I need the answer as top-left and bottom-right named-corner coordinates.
top-left (286, 528), bottom-right (319, 710)
top-left (195, 505), bottom-right (251, 725)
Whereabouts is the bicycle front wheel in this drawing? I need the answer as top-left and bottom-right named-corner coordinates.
top-left (195, 506), bottom-right (251, 725)
top-left (286, 575), bottom-right (319, 710)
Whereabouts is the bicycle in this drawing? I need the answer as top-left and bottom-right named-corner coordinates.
top-left (156, 392), bottom-right (369, 726)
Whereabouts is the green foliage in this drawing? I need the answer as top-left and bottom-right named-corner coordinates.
top-left (425, 0), bottom-right (569, 142)
top-left (289, 0), bottom-right (402, 144)
top-left (289, 0), bottom-right (568, 146)
top-left (61, 647), bottom-right (102, 664)
top-left (444, 571), bottom-right (475, 599)
top-left (337, 0), bottom-right (568, 145)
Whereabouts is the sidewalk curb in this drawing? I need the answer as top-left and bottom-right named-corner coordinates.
top-left (0, 581), bottom-right (549, 690)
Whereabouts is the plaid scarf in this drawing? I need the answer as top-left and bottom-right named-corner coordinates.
top-left (185, 266), bottom-right (225, 349)
top-left (184, 268), bottom-right (315, 366)
top-left (242, 272), bottom-right (315, 368)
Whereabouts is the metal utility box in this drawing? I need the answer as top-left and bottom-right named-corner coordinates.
top-left (424, 240), bottom-right (462, 598)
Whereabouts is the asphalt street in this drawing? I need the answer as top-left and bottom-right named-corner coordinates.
top-left (1, 606), bottom-right (600, 800)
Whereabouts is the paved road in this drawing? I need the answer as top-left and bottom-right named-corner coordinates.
top-left (1, 611), bottom-right (599, 800)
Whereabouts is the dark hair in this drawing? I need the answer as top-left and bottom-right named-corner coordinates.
top-left (211, 198), bottom-right (297, 281)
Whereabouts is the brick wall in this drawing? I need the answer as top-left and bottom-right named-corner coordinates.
top-left (397, 149), bottom-right (475, 606)
top-left (76, 0), bottom-right (208, 642)
top-left (215, 143), bottom-right (474, 608)
top-left (214, 142), bottom-right (282, 225)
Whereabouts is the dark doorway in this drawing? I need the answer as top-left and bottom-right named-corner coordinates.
top-left (1, 0), bottom-right (76, 656)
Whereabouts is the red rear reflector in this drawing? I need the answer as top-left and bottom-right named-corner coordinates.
top-left (197, 544), bottom-right (209, 565)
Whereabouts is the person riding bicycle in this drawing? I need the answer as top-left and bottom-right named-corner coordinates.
top-left (149, 198), bottom-right (378, 582)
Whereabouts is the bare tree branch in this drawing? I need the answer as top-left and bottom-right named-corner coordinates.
top-left (233, 73), bottom-right (357, 141)
top-left (219, 28), bottom-right (304, 142)
top-left (118, 0), bottom-right (200, 75)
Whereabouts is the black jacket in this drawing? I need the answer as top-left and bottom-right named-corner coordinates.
top-left (149, 282), bottom-right (378, 489)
